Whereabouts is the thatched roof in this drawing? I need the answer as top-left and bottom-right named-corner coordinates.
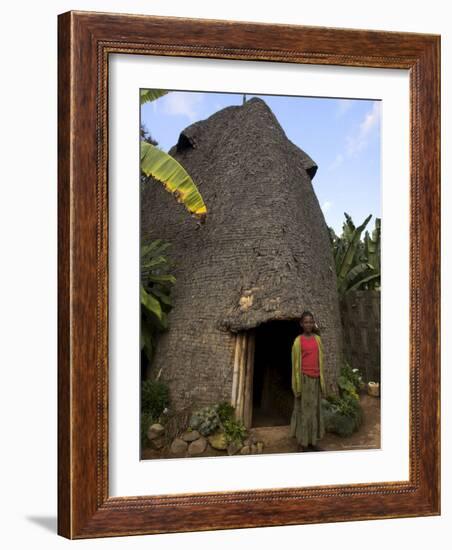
top-left (141, 97), bottom-right (338, 334)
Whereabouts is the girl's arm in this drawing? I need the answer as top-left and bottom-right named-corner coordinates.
top-left (318, 337), bottom-right (326, 395)
top-left (291, 338), bottom-right (301, 397)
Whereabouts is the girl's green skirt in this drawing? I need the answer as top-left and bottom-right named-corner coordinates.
top-left (290, 372), bottom-right (325, 447)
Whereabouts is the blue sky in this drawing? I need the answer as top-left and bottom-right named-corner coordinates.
top-left (141, 91), bottom-right (381, 236)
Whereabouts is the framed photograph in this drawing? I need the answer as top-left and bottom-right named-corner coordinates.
top-left (58, 10), bottom-right (440, 538)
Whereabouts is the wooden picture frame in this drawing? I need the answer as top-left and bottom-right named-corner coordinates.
top-left (58, 10), bottom-right (440, 539)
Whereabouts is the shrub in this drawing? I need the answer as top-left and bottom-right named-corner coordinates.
top-left (322, 394), bottom-right (363, 437)
top-left (141, 379), bottom-right (170, 419)
top-left (342, 362), bottom-right (365, 391)
top-left (222, 418), bottom-right (247, 445)
top-left (189, 404), bottom-right (222, 436)
top-left (217, 401), bottom-right (235, 423)
top-left (337, 375), bottom-right (359, 401)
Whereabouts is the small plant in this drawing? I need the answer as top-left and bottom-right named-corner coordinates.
top-left (189, 404), bottom-right (222, 436)
top-left (222, 418), bottom-right (247, 445)
top-left (217, 401), bottom-right (235, 423)
top-left (141, 379), bottom-right (170, 419)
top-left (322, 394), bottom-right (363, 437)
top-left (338, 362), bottom-right (364, 401)
top-left (337, 375), bottom-right (359, 401)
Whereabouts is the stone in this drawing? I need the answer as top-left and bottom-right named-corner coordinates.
top-left (208, 432), bottom-right (228, 450)
top-left (243, 434), bottom-right (257, 447)
top-left (188, 437), bottom-right (207, 456)
top-left (240, 445), bottom-right (251, 455)
top-left (147, 423), bottom-right (165, 441)
top-left (181, 429), bottom-right (201, 442)
top-left (227, 440), bottom-right (242, 456)
top-left (149, 436), bottom-right (165, 450)
top-left (256, 441), bottom-right (264, 454)
top-left (170, 438), bottom-right (188, 455)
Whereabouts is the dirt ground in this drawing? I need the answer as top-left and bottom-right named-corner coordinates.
top-left (141, 392), bottom-right (380, 460)
top-left (251, 393), bottom-right (380, 454)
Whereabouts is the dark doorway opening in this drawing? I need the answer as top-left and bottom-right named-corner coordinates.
top-left (252, 319), bottom-right (300, 427)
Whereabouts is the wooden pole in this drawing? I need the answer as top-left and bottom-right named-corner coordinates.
top-left (243, 329), bottom-right (255, 429)
top-left (230, 332), bottom-right (242, 408)
top-left (236, 332), bottom-right (248, 422)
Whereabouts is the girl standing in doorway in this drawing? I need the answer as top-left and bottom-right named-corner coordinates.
top-left (290, 310), bottom-right (326, 452)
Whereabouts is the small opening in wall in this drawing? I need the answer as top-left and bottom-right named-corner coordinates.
top-left (252, 319), bottom-right (300, 427)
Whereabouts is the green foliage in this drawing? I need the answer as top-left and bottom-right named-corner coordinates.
top-left (140, 123), bottom-right (158, 146)
top-left (322, 394), bottom-right (363, 437)
top-left (340, 361), bottom-right (365, 394)
top-left (140, 89), bottom-right (169, 105)
top-left (329, 213), bottom-right (381, 295)
top-left (189, 404), bottom-right (222, 436)
top-left (322, 361), bottom-right (365, 437)
top-left (140, 239), bottom-right (175, 364)
top-left (217, 401), bottom-right (235, 423)
top-left (222, 418), bottom-right (247, 445)
top-left (141, 141), bottom-right (207, 223)
top-left (141, 379), bottom-right (170, 419)
top-left (140, 90), bottom-right (207, 222)
top-left (189, 402), bottom-right (246, 444)
top-left (337, 375), bottom-right (359, 400)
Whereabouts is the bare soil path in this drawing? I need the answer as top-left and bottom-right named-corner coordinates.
top-left (250, 393), bottom-right (380, 454)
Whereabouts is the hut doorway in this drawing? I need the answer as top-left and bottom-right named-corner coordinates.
top-left (252, 320), bottom-right (300, 427)
top-left (231, 320), bottom-right (300, 429)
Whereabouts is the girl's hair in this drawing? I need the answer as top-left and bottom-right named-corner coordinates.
top-left (299, 310), bottom-right (321, 335)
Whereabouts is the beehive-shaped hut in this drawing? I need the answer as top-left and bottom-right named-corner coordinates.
top-left (141, 97), bottom-right (343, 428)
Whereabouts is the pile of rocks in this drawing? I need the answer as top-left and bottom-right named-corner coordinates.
top-left (147, 423), bottom-right (265, 457)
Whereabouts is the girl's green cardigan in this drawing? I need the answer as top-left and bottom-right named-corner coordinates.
top-left (291, 333), bottom-right (325, 397)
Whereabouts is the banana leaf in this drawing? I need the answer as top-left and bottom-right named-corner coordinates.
top-left (147, 273), bottom-right (177, 285)
top-left (141, 141), bottom-right (207, 222)
top-left (339, 262), bottom-right (374, 294)
top-left (347, 272), bottom-right (380, 292)
top-left (140, 283), bottom-right (162, 320)
top-left (337, 214), bottom-right (372, 288)
top-left (149, 286), bottom-right (173, 306)
top-left (141, 255), bottom-right (168, 270)
top-left (140, 89), bottom-right (169, 105)
top-left (141, 239), bottom-right (171, 256)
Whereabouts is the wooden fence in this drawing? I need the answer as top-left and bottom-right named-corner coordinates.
top-left (340, 290), bottom-right (380, 383)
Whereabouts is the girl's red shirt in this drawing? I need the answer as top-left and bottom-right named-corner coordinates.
top-left (300, 334), bottom-right (320, 377)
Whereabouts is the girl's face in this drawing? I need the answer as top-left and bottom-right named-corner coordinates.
top-left (300, 315), bottom-right (314, 334)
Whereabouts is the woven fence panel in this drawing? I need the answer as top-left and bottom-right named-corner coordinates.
top-left (340, 290), bottom-right (381, 383)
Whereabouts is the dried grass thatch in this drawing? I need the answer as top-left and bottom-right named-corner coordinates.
top-left (141, 97), bottom-right (343, 412)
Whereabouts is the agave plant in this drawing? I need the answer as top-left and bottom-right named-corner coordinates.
top-left (140, 89), bottom-right (207, 223)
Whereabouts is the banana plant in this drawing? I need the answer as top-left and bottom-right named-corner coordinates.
top-left (140, 89), bottom-right (169, 105)
top-left (330, 213), bottom-right (381, 295)
top-left (141, 141), bottom-right (207, 222)
top-left (140, 239), bottom-right (176, 364)
top-left (363, 217), bottom-right (381, 275)
top-left (140, 89), bottom-right (207, 223)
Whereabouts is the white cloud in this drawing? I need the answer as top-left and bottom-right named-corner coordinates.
top-left (160, 92), bottom-right (205, 122)
top-left (321, 200), bottom-right (333, 214)
top-left (335, 99), bottom-right (353, 117)
top-left (346, 102), bottom-right (381, 156)
top-left (329, 153), bottom-right (344, 171)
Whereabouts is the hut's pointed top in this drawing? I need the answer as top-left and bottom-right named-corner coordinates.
top-left (173, 96), bottom-right (318, 180)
